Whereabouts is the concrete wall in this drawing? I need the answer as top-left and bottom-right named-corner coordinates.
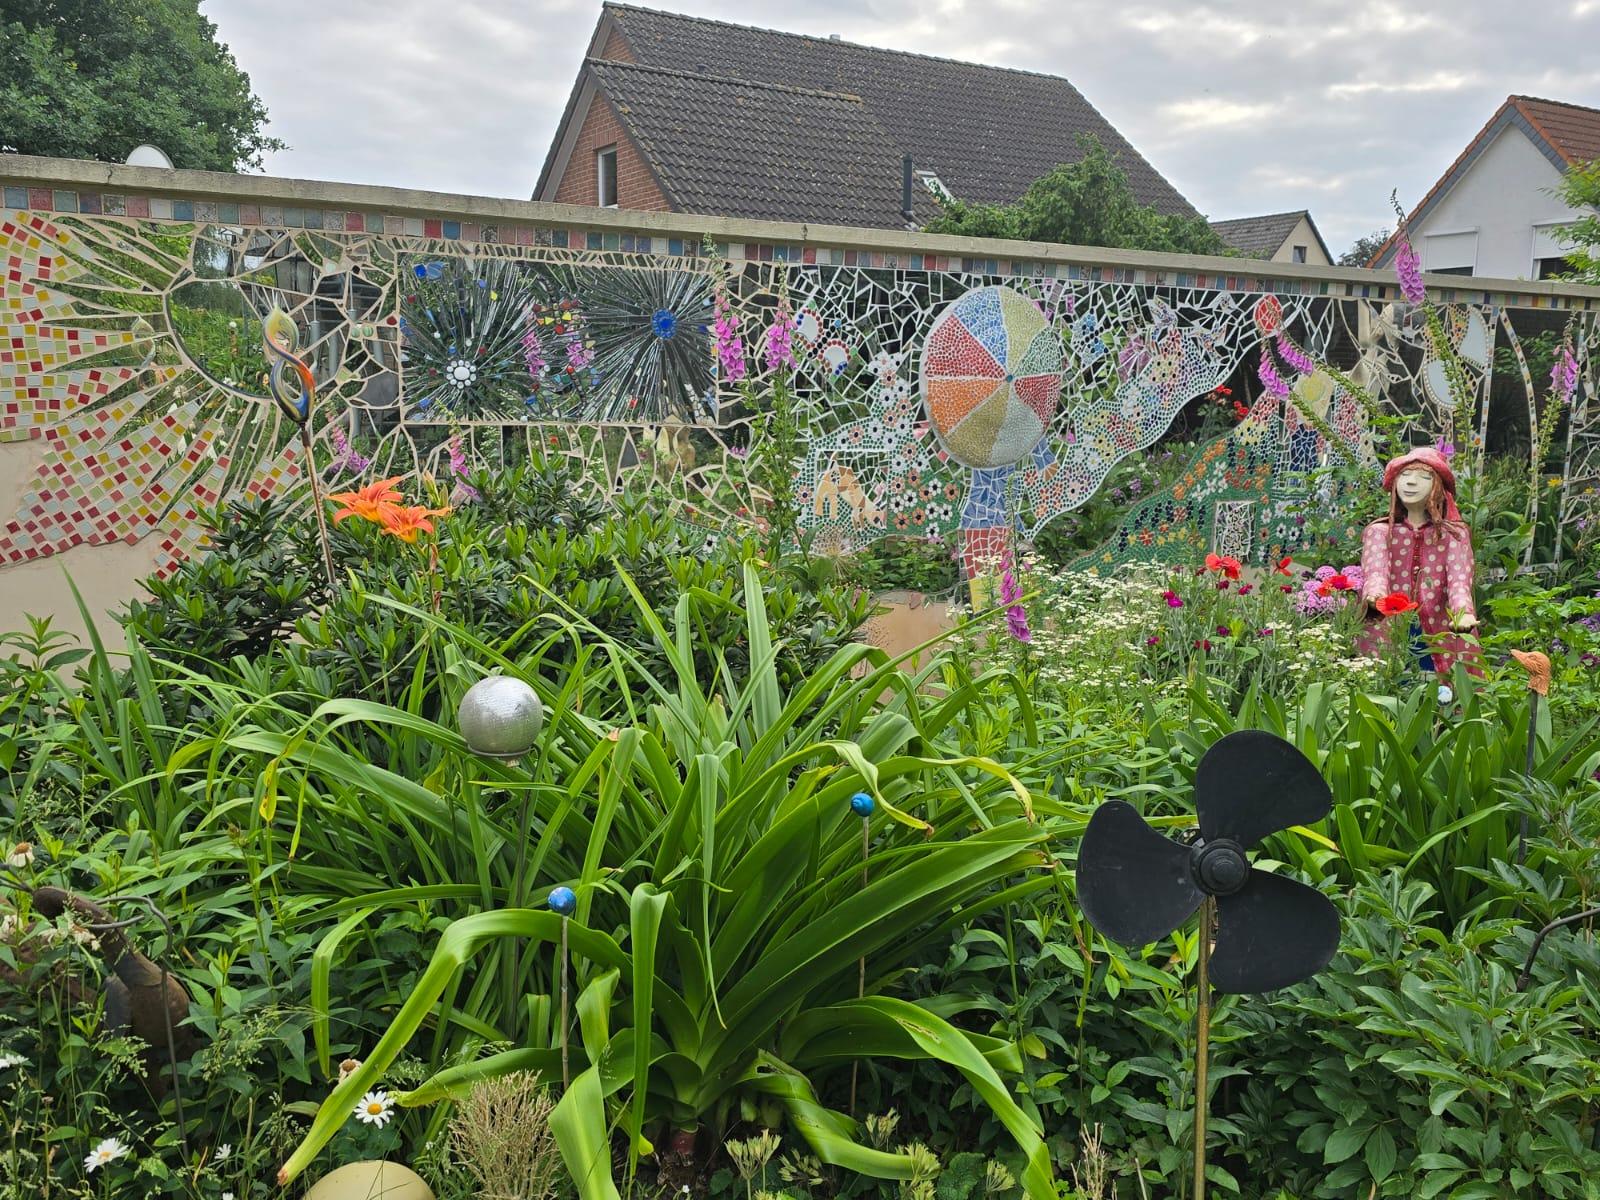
top-left (1413, 126), bottom-right (1582, 280)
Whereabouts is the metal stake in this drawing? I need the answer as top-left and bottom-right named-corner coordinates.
top-left (1519, 689), bottom-right (1539, 865)
top-left (850, 813), bottom-right (869, 1114)
top-left (1193, 897), bottom-right (1214, 1200)
top-left (560, 915), bottom-right (571, 1091)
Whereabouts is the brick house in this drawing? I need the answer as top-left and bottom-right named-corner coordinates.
top-left (534, 3), bottom-right (1200, 230)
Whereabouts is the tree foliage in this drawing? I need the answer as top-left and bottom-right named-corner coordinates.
top-left (0, 0), bottom-right (283, 171)
top-left (924, 134), bottom-right (1229, 255)
top-left (1338, 229), bottom-right (1392, 268)
top-left (1554, 158), bottom-right (1600, 284)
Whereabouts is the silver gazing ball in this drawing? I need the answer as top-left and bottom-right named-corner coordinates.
top-left (457, 675), bottom-right (545, 760)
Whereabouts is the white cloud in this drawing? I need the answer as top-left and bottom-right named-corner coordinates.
top-left (1325, 70), bottom-right (1477, 100)
top-left (1158, 98), bottom-right (1276, 131)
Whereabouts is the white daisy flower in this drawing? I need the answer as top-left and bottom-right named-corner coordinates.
top-left (5, 842), bottom-right (33, 869)
top-left (353, 1090), bottom-right (395, 1127)
top-left (223, 1193), bottom-right (235, 1200)
top-left (84, 1136), bottom-right (129, 1173)
top-left (0, 1052), bottom-right (26, 1070)
top-left (213, 1142), bottom-right (232, 1164)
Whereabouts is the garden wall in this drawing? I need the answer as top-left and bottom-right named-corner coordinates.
top-left (2, 153), bottom-right (1598, 643)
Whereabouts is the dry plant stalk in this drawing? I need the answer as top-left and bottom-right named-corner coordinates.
top-left (448, 1070), bottom-right (563, 1200)
top-left (1069, 1122), bottom-right (1110, 1200)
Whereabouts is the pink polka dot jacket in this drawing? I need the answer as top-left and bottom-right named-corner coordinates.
top-left (1358, 517), bottom-right (1480, 675)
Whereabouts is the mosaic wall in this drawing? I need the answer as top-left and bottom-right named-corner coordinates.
top-left (2, 190), bottom-right (1596, 583)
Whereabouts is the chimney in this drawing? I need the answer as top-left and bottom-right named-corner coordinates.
top-left (828, 33), bottom-right (841, 40)
top-left (901, 154), bottom-right (914, 226)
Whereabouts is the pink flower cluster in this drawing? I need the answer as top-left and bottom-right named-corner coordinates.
top-left (1276, 335), bottom-right (1314, 375)
top-left (522, 324), bottom-right (545, 377)
top-left (1295, 564), bottom-right (1365, 614)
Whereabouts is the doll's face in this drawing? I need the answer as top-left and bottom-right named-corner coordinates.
top-left (1394, 466), bottom-right (1435, 507)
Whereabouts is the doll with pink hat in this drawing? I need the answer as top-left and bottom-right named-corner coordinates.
top-left (1357, 445), bottom-right (1480, 675)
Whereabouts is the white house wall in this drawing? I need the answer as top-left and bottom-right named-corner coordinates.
top-left (1413, 125), bottom-right (1577, 279)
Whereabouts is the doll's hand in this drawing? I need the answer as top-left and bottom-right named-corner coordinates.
top-left (1452, 614), bottom-right (1479, 632)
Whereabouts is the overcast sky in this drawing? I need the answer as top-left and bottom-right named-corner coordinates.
top-left (201, 0), bottom-right (1600, 258)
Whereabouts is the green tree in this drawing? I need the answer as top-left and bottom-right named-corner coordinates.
top-left (924, 134), bottom-right (1229, 255)
top-left (0, 0), bottom-right (283, 171)
top-left (1338, 228), bottom-right (1391, 267)
top-left (1553, 158), bottom-right (1600, 283)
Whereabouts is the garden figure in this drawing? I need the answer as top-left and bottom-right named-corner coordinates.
top-left (1358, 446), bottom-right (1479, 675)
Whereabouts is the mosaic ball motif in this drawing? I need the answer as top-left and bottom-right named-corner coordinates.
top-left (921, 286), bottom-right (1064, 469)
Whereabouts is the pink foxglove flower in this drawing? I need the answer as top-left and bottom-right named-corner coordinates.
top-left (1551, 344), bottom-right (1579, 404)
top-left (713, 294), bottom-right (746, 383)
top-left (764, 306), bottom-right (796, 371)
top-left (1395, 239), bottom-right (1425, 304)
top-left (1258, 352), bottom-right (1290, 398)
top-left (447, 435), bottom-right (479, 504)
top-left (1276, 335), bottom-right (1314, 375)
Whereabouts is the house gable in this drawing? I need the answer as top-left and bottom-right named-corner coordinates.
top-left (544, 77), bottom-right (671, 211)
top-left (1371, 96), bottom-right (1600, 273)
top-left (536, 2), bottom-right (1199, 223)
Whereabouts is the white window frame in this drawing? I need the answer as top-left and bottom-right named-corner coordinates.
top-left (596, 146), bottom-right (619, 208)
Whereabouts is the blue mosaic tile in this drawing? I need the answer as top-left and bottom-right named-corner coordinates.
top-left (553, 229), bottom-right (569, 248)
top-left (78, 192), bottom-right (102, 215)
top-left (668, 238), bottom-right (684, 256)
top-left (52, 190), bottom-right (79, 213)
top-left (586, 231), bottom-right (603, 251)
top-left (602, 232), bottom-right (620, 251)
top-left (171, 199), bottom-right (193, 221)
top-left (442, 220), bottom-right (461, 240)
top-left (303, 208), bottom-right (324, 229)
top-left (281, 207), bottom-right (305, 228)
top-left (3, 186), bottom-right (26, 209)
top-left (218, 203), bottom-right (239, 223)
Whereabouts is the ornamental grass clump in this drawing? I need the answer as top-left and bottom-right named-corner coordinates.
top-left (448, 1071), bottom-right (564, 1200)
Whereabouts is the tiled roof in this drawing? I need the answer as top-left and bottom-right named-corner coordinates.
top-left (589, 60), bottom-right (943, 228)
top-left (597, 3), bottom-right (1199, 219)
top-left (1370, 94), bottom-right (1600, 268)
top-left (1209, 211), bottom-right (1309, 258)
top-left (1514, 95), bottom-right (1600, 166)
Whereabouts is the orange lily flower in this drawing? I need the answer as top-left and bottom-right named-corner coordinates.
top-left (328, 476), bottom-right (406, 524)
top-left (378, 503), bottom-right (451, 543)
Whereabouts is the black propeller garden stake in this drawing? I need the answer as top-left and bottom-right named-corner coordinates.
top-left (1076, 730), bottom-right (1342, 1199)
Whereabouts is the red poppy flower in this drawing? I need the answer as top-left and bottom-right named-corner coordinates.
top-left (1317, 572), bottom-right (1354, 596)
top-left (1204, 553), bottom-right (1242, 580)
top-left (1216, 385), bottom-right (1233, 397)
top-left (1375, 592), bottom-right (1419, 616)
top-left (1275, 556), bottom-right (1293, 576)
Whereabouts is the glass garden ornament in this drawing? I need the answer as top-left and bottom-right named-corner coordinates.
top-left (456, 676), bottom-right (544, 761)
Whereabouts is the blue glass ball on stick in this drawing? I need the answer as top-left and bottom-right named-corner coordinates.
top-left (548, 886), bottom-right (577, 916)
top-left (850, 792), bottom-right (876, 817)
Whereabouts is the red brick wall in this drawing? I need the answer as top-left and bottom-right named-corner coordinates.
top-left (550, 92), bottom-right (670, 211)
top-left (599, 24), bottom-right (634, 61)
